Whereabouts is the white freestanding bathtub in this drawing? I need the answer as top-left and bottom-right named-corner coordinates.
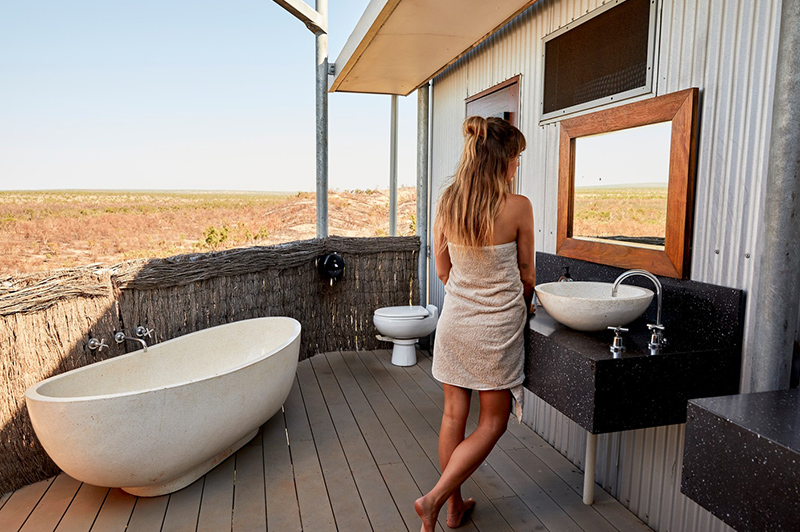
top-left (25, 316), bottom-right (301, 497)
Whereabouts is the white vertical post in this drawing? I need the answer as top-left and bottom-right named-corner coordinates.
top-left (389, 94), bottom-right (398, 236)
top-left (583, 432), bottom-right (598, 505)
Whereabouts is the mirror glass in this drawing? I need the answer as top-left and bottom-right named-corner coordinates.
top-left (573, 122), bottom-right (671, 249)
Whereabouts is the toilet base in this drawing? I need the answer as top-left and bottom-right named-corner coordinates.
top-left (391, 339), bottom-right (418, 366)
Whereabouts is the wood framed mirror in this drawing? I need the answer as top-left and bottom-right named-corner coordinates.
top-left (557, 87), bottom-right (699, 278)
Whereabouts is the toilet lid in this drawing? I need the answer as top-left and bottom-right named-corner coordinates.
top-left (374, 306), bottom-right (430, 319)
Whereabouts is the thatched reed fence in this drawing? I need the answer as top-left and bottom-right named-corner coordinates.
top-left (0, 236), bottom-right (419, 494)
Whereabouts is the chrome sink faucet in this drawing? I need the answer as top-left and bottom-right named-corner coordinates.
top-left (612, 269), bottom-right (666, 354)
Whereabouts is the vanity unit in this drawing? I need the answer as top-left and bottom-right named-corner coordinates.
top-left (525, 253), bottom-right (744, 503)
top-left (681, 388), bottom-right (800, 532)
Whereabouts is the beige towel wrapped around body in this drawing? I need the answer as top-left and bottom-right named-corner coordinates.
top-left (432, 242), bottom-right (526, 420)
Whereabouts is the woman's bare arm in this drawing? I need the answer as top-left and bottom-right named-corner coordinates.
top-left (434, 221), bottom-right (452, 286)
top-left (513, 195), bottom-right (536, 307)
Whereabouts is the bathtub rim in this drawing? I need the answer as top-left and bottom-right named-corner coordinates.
top-left (25, 316), bottom-right (301, 404)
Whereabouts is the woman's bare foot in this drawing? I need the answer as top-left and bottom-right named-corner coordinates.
top-left (414, 495), bottom-right (439, 532)
top-left (446, 497), bottom-right (475, 528)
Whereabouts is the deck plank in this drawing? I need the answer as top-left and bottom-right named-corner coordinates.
top-left (196, 455), bottom-right (234, 532)
top-left (342, 351), bottom-right (447, 532)
top-left (0, 491), bottom-right (11, 511)
top-left (312, 354), bottom-right (407, 532)
top-left (89, 489), bottom-right (137, 532)
top-left (374, 350), bottom-right (518, 502)
top-left (342, 351), bottom-right (440, 490)
top-left (326, 351), bottom-right (403, 466)
top-left (418, 349), bottom-right (652, 532)
top-left (378, 462), bottom-right (425, 531)
top-left (161, 479), bottom-right (203, 532)
top-left (296, 360), bottom-right (370, 531)
top-left (0, 476), bottom-right (54, 532)
top-left (505, 447), bottom-right (618, 532)
top-left (384, 349), bottom-right (590, 532)
top-left (358, 350), bottom-right (495, 532)
top-left (232, 444), bottom-right (267, 532)
top-left (4, 350), bottom-right (653, 532)
top-left (405, 353), bottom-right (586, 530)
top-left (505, 422), bottom-right (653, 532)
top-left (283, 375), bottom-right (336, 532)
top-left (262, 411), bottom-right (301, 532)
top-left (486, 449), bottom-right (583, 532)
top-left (491, 495), bottom-right (549, 532)
top-left (125, 495), bottom-right (168, 532)
top-left (330, 350), bottom-right (423, 530)
top-left (54, 484), bottom-right (108, 532)
top-left (18, 473), bottom-right (80, 532)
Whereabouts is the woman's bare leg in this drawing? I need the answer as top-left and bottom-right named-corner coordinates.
top-left (438, 385), bottom-right (473, 527)
top-left (415, 389), bottom-right (511, 531)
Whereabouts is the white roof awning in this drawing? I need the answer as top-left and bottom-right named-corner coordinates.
top-left (330, 0), bottom-right (538, 96)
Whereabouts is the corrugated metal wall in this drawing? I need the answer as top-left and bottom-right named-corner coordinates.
top-left (428, 1), bottom-right (781, 530)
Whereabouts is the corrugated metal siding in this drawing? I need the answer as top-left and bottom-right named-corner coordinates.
top-left (428, 1), bottom-right (782, 531)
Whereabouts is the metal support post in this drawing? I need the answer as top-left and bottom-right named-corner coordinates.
top-left (417, 84), bottom-right (430, 305)
top-left (315, 0), bottom-right (329, 238)
top-left (750, 0), bottom-right (800, 392)
top-left (390, 94), bottom-right (398, 236)
top-left (583, 432), bottom-right (597, 505)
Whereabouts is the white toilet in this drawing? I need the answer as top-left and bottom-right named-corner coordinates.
top-left (373, 304), bottom-right (439, 366)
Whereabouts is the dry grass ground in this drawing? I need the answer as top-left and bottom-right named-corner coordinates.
top-left (0, 188), bottom-right (417, 275)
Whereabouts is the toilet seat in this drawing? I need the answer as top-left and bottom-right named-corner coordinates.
top-left (373, 306), bottom-right (430, 320)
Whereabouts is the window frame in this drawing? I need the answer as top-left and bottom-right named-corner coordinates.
top-left (539, 0), bottom-right (660, 124)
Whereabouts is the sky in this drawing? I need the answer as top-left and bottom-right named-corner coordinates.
top-left (0, 0), bottom-right (418, 193)
top-left (574, 121), bottom-right (671, 188)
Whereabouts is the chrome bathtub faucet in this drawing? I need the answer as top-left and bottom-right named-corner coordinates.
top-left (135, 326), bottom-right (154, 339)
top-left (87, 338), bottom-right (108, 352)
top-left (114, 331), bottom-right (148, 352)
top-left (611, 269), bottom-right (666, 354)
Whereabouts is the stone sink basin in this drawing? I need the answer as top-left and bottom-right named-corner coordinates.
top-left (534, 281), bottom-right (654, 332)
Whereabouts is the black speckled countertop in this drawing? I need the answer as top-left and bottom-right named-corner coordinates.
top-left (524, 253), bottom-right (744, 434)
top-left (681, 388), bottom-right (800, 532)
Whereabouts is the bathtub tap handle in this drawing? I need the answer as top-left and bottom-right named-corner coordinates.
top-left (87, 338), bottom-right (108, 352)
top-left (136, 326), bottom-right (154, 338)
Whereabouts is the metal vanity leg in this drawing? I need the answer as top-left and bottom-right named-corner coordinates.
top-left (583, 432), bottom-right (597, 505)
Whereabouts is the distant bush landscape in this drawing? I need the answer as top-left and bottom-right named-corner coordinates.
top-left (0, 188), bottom-right (417, 275)
top-left (573, 186), bottom-right (668, 240)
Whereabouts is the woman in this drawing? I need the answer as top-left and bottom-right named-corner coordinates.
top-left (415, 116), bottom-right (535, 531)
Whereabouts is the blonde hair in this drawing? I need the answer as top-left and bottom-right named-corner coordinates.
top-left (435, 116), bottom-right (526, 248)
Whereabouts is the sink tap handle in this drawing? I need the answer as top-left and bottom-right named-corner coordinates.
top-left (607, 326), bottom-right (628, 356)
top-left (136, 326), bottom-right (154, 338)
top-left (87, 338), bottom-right (108, 352)
top-left (647, 323), bottom-right (667, 354)
top-left (647, 323), bottom-right (666, 342)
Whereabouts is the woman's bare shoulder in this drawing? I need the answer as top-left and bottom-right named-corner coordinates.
top-left (506, 193), bottom-right (533, 214)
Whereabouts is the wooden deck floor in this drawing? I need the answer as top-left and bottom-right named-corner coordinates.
top-left (0, 349), bottom-right (652, 532)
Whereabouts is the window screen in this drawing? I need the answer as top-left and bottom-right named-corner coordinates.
top-left (543, 0), bottom-right (652, 116)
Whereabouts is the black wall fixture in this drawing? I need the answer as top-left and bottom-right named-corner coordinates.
top-left (317, 253), bottom-right (345, 283)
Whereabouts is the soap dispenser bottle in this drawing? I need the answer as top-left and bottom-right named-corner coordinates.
top-left (558, 266), bottom-right (573, 282)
